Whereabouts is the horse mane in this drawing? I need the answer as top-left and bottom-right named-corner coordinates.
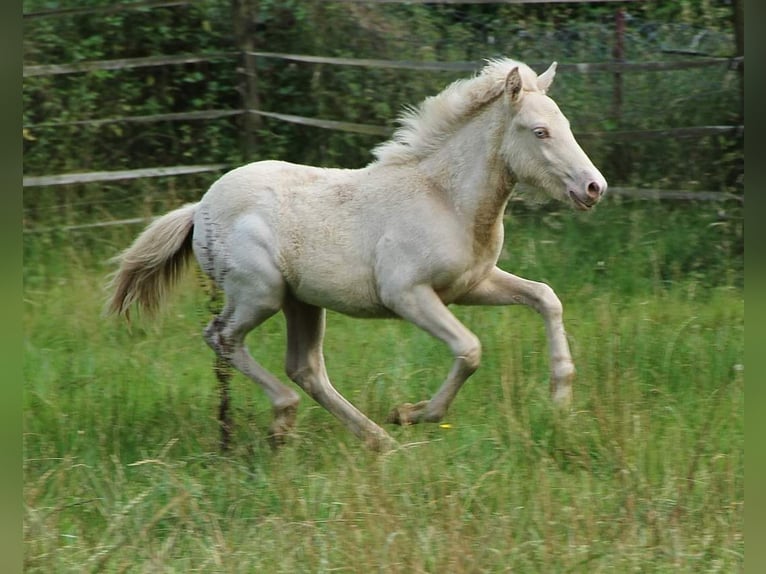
top-left (372, 58), bottom-right (542, 166)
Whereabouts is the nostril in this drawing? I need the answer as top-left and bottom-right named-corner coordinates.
top-left (587, 181), bottom-right (602, 198)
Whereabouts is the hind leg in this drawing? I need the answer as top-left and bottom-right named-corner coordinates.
top-left (204, 281), bottom-right (301, 448)
top-left (283, 294), bottom-right (398, 452)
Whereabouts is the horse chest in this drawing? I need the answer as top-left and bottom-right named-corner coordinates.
top-left (434, 260), bottom-right (497, 304)
top-left (472, 217), bottom-right (505, 262)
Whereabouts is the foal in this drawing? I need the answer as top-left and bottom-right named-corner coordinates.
top-left (108, 59), bottom-right (607, 451)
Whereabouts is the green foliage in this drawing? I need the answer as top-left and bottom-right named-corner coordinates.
top-left (23, 0), bottom-right (240, 177)
top-left (504, 200), bottom-right (743, 295)
top-left (23, 0), bottom-right (742, 190)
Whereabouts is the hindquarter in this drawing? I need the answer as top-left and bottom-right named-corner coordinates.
top-left (191, 161), bottom-right (316, 286)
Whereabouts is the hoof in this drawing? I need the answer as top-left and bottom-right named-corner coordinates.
top-left (385, 400), bottom-right (431, 426)
top-left (550, 374), bottom-right (573, 408)
top-left (267, 403), bottom-right (298, 449)
top-left (364, 432), bottom-right (399, 453)
top-left (267, 424), bottom-right (293, 450)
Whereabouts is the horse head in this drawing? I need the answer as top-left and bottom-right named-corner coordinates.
top-left (500, 62), bottom-right (607, 211)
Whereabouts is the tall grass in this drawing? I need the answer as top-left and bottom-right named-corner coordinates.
top-left (23, 200), bottom-right (743, 572)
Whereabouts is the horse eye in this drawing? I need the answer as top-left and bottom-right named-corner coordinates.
top-left (533, 128), bottom-right (549, 139)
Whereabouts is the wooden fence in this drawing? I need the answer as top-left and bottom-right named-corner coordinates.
top-left (22, 0), bottom-right (744, 233)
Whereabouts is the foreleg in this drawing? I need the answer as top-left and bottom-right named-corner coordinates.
top-left (456, 267), bottom-right (575, 405)
top-left (381, 284), bottom-right (482, 425)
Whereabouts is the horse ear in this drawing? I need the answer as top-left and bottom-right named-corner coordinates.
top-left (505, 67), bottom-right (522, 102)
top-left (537, 61), bottom-right (558, 93)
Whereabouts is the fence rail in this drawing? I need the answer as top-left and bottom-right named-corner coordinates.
top-left (23, 50), bottom-right (742, 78)
top-left (21, 120), bottom-right (742, 186)
top-left (21, 185), bottom-right (743, 235)
top-left (23, 52), bottom-right (237, 78)
top-left (22, 0), bottom-right (191, 19)
top-left (23, 0), bottom-right (635, 15)
top-left (22, 165), bottom-right (229, 188)
top-left (246, 51), bottom-right (741, 74)
top-left (23, 109), bottom-right (242, 130)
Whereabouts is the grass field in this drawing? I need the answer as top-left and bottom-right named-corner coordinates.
top-left (23, 200), bottom-right (743, 572)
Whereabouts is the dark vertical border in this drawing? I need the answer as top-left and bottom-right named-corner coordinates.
top-left (745, 0), bottom-right (761, 571)
top-left (1, 0), bottom-right (22, 571)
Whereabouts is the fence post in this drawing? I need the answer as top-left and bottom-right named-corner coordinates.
top-left (232, 0), bottom-right (261, 161)
top-left (608, 4), bottom-right (627, 181)
top-left (612, 5), bottom-right (625, 122)
top-left (733, 0), bottom-right (743, 121)
top-left (728, 0), bottom-right (744, 194)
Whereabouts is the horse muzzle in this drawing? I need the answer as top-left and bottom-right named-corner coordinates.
top-left (569, 178), bottom-right (607, 211)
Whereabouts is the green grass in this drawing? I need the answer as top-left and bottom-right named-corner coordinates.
top-left (23, 201), bottom-right (743, 572)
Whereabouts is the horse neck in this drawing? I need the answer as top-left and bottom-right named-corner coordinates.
top-left (419, 103), bottom-right (514, 223)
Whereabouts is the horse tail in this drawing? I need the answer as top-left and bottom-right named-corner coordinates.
top-left (106, 202), bottom-right (198, 319)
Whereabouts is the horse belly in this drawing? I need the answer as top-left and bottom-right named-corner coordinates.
top-left (287, 260), bottom-right (390, 318)
top-left (277, 226), bottom-right (387, 317)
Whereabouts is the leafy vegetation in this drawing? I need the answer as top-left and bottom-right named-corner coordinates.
top-left (23, 1), bottom-right (743, 198)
